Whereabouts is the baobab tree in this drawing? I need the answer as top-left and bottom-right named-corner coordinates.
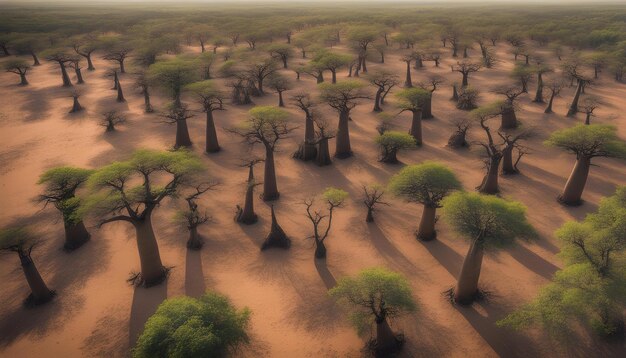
top-left (115, 73), bottom-right (125, 102)
top-left (291, 93), bottom-right (317, 161)
top-left (471, 103), bottom-right (505, 194)
top-left (395, 88), bottom-right (431, 145)
top-left (499, 187), bottom-right (626, 338)
top-left (562, 59), bottom-right (591, 117)
top-left (578, 96), bottom-right (601, 125)
top-left (544, 80), bottom-right (564, 114)
top-left (176, 183), bottom-right (215, 250)
top-left (389, 162), bottom-right (461, 241)
top-left (4, 59), bottom-right (30, 85)
top-left (68, 90), bottom-right (83, 113)
top-left (134, 70), bottom-right (154, 113)
top-left (375, 131), bottom-right (416, 163)
top-left (313, 51), bottom-right (352, 84)
top-left (161, 105), bottom-right (194, 149)
top-left (400, 52), bottom-right (418, 88)
top-left (38, 167), bottom-right (93, 250)
top-left (67, 58), bottom-right (85, 84)
top-left (533, 64), bottom-right (552, 103)
top-left (261, 206), bottom-right (291, 250)
top-left (185, 80), bottom-right (225, 153)
top-left (319, 81), bottom-right (370, 158)
top-left (493, 85), bottom-right (525, 129)
top-left (228, 106), bottom-right (294, 201)
top-left (329, 268), bottom-right (416, 356)
top-left (311, 116), bottom-right (335, 167)
top-left (362, 184), bottom-right (388, 223)
top-left (0, 227), bottom-right (55, 306)
top-left (303, 187), bottom-right (348, 259)
top-left (235, 158), bottom-right (263, 225)
top-left (134, 292), bottom-right (251, 356)
top-left (148, 58), bottom-right (199, 108)
top-left (267, 73), bottom-right (291, 107)
top-left (103, 47), bottom-right (131, 73)
top-left (417, 75), bottom-right (445, 119)
top-left (442, 192), bottom-right (535, 304)
top-left (447, 118), bottom-right (471, 148)
top-left (84, 149), bottom-right (203, 286)
top-left (451, 60), bottom-right (482, 88)
top-left (545, 125), bottom-right (626, 206)
top-left (73, 37), bottom-right (98, 71)
top-left (99, 111), bottom-right (126, 132)
top-left (456, 86), bottom-right (480, 110)
top-left (44, 50), bottom-right (73, 86)
top-left (368, 70), bottom-right (399, 112)
top-left (11, 34), bottom-right (44, 66)
top-left (348, 26), bottom-right (378, 73)
top-left (268, 43), bottom-right (294, 68)
top-left (511, 63), bottom-right (533, 93)
top-left (246, 58), bottom-right (278, 95)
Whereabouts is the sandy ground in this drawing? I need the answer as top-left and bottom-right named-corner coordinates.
top-left (0, 40), bottom-right (625, 358)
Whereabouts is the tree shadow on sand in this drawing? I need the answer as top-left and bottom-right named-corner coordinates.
top-left (508, 243), bottom-right (560, 280)
top-left (185, 247), bottom-right (207, 298)
top-left (364, 221), bottom-right (421, 276)
top-left (421, 239), bottom-right (463, 279)
top-left (128, 281), bottom-right (168, 347)
top-left (0, 214), bottom-right (111, 348)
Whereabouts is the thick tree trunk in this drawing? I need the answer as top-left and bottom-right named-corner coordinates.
top-left (316, 138), bottom-right (332, 166)
top-left (63, 219), bottom-right (90, 250)
top-left (416, 205), bottom-right (437, 241)
top-left (314, 239), bottom-right (327, 259)
top-left (585, 113), bottom-right (591, 125)
top-left (335, 110), bottom-right (352, 158)
top-left (119, 60), bottom-right (125, 74)
top-left (567, 79), bottom-right (583, 117)
top-left (316, 72), bottom-right (324, 83)
top-left (205, 110), bottom-right (220, 153)
top-left (380, 147), bottom-right (398, 163)
top-left (70, 97), bottom-right (82, 113)
top-left (500, 103), bottom-right (518, 129)
top-left (19, 73), bottom-right (28, 85)
top-left (263, 148), bottom-right (279, 201)
top-left (187, 226), bottom-right (202, 250)
top-left (478, 155), bottom-right (501, 194)
top-left (447, 130), bottom-right (468, 148)
top-left (20, 253), bottom-right (54, 305)
top-left (133, 216), bottom-right (167, 286)
top-left (86, 55), bottom-right (94, 70)
top-left (366, 207), bottom-right (374, 222)
top-left (373, 88), bottom-right (382, 112)
top-left (331, 70), bottom-right (337, 84)
top-left (375, 317), bottom-right (399, 356)
top-left (422, 94), bottom-right (433, 119)
top-left (144, 88), bottom-right (153, 113)
top-left (404, 62), bottom-right (412, 88)
top-left (261, 205), bottom-right (291, 250)
top-left (237, 166), bottom-right (258, 224)
top-left (544, 92), bottom-right (555, 113)
top-left (533, 73), bottom-right (544, 103)
top-left (278, 91), bottom-right (284, 107)
top-left (175, 119), bottom-right (192, 148)
top-left (559, 156), bottom-right (590, 206)
top-left (75, 68), bottom-right (84, 84)
top-left (60, 64), bottom-right (72, 87)
top-left (454, 238), bottom-right (484, 304)
top-left (501, 145), bottom-right (518, 175)
top-left (31, 52), bottom-right (40, 66)
top-left (408, 110), bottom-right (423, 146)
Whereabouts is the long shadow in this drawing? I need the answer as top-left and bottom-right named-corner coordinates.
top-left (509, 244), bottom-right (560, 280)
top-left (421, 239), bottom-right (463, 279)
top-left (185, 248), bottom-right (206, 297)
top-left (314, 258), bottom-right (337, 289)
top-left (0, 213), bottom-right (109, 348)
top-left (128, 282), bottom-right (168, 347)
top-left (366, 221), bottom-right (420, 275)
top-left (456, 303), bottom-right (540, 358)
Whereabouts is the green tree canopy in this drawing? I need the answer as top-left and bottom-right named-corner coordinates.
top-left (389, 162), bottom-right (461, 207)
top-left (544, 124), bottom-right (626, 159)
top-left (133, 292), bottom-right (251, 358)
